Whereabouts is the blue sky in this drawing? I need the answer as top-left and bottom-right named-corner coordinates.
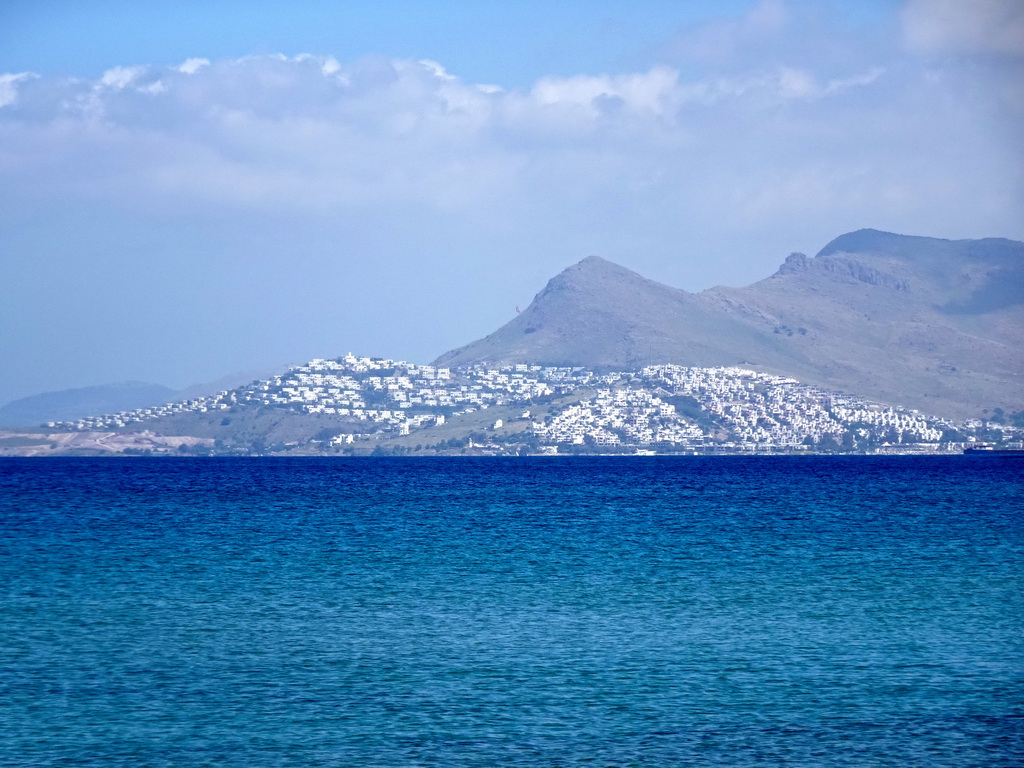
top-left (1, 0), bottom-right (1022, 404)
top-left (3, 1), bottom-right (767, 83)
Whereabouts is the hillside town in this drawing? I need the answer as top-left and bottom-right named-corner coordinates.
top-left (44, 354), bottom-right (1021, 454)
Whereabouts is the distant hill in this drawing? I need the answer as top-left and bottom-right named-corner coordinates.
top-left (0, 382), bottom-right (178, 427)
top-left (434, 230), bottom-right (1024, 418)
top-left (0, 369), bottom-right (277, 427)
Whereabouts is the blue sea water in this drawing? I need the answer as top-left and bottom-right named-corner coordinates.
top-left (0, 456), bottom-right (1022, 767)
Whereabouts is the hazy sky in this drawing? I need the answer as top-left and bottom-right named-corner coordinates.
top-left (1, 0), bottom-right (1022, 403)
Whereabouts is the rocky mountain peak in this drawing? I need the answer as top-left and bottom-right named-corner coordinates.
top-left (774, 252), bottom-right (810, 276)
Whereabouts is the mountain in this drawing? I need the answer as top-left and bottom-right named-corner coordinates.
top-left (0, 382), bottom-right (178, 427)
top-left (434, 230), bottom-right (1024, 418)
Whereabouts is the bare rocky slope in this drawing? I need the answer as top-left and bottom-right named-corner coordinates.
top-left (434, 230), bottom-right (1023, 419)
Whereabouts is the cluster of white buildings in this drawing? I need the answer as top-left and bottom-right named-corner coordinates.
top-left (528, 366), bottom-right (950, 450)
top-left (535, 388), bottom-right (705, 447)
top-left (642, 365), bottom-right (946, 448)
top-left (51, 354), bottom-right (1009, 451)
top-left (240, 356), bottom-right (577, 428)
top-left (638, 368), bottom-right (942, 448)
top-left (51, 396), bottom-right (231, 431)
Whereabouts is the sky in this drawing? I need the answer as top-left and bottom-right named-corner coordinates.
top-left (1, 0), bottom-right (1022, 404)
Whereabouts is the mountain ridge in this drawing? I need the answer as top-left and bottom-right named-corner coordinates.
top-left (435, 229), bottom-right (1023, 418)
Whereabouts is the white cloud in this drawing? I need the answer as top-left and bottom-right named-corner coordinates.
top-left (775, 67), bottom-right (817, 99)
top-left (138, 80), bottom-right (166, 95)
top-left (418, 59), bottom-right (455, 82)
top-left (670, 65), bottom-right (883, 107)
top-left (320, 56), bottom-right (341, 76)
top-left (530, 67), bottom-right (680, 117)
top-left (0, 52), bottom-right (1019, 269)
top-left (824, 68), bottom-right (885, 95)
top-left (100, 65), bottom-right (145, 89)
top-left (0, 72), bottom-right (35, 108)
top-left (178, 58), bottom-right (210, 75)
top-left (902, 0), bottom-right (1024, 57)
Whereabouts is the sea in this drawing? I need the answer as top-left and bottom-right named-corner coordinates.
top-left (1, 456), bottom-right (1022, 767)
